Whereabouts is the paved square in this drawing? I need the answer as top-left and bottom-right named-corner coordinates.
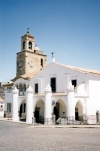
top-left (0, 121), bottom-right (100, 151)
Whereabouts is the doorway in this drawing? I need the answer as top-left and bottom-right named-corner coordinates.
top-left (34, 100), bottom-right (44, 124)
top-left (35, 109), bottom-right (39, 123)
top-left (75, 101), bottom-right (83, 121)
top-left (53, 102), bottom-right (59, 120)
top-left (19, 102), bottom-right (26, 122)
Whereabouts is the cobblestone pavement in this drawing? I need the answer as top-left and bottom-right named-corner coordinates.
top-left (0, 121), bottom-right (100, 151)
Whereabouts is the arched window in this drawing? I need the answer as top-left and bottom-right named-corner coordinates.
top-left (41, 59), bottom-right (43, 67)
top-left (19, 84), bottom-right (23, 92)
top-left (23, 84), bottom-right (26, 92)
top-left (23, 42), bottom-right (25, 49)
top-left (29, 41), bottom-right (32, 49)
top-left (16, 84), bottom-right (18, 89)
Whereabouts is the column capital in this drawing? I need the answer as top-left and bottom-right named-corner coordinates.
top-left (67, 87), bottom-right (74, 92)
top-left (12, 87), bottom-right (19, 94)
top-left (27, 85), bottom-right (33, 93)
top-left (67, 82), bottom-right (74, 92)
top-left (45, 83), bottom-right (51, 92)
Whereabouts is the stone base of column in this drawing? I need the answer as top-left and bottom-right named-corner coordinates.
top-left (44, 118), bottom-right (52, 125)
top-left (26, 119), bottom-right (32, 124)
top-left (13, 117), bottom-right (19, 122)
top-left (67, 116), bottom-right (75, 124)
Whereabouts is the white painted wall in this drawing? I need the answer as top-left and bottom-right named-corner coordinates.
top-left (0, 102), bottom-right (4, 117)
top-left (30, 62), bottom-right (88, 94)
top-left (4, 62), bottom-right (100, 124)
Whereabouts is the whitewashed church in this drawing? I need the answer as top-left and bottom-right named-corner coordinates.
top-left (4, 31), bottom-right (100, 124)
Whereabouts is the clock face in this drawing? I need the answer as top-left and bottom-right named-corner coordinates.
top-left (18, 61), bottom-right (23, 67)
top-left (29, 61), bottom-right (33, 67)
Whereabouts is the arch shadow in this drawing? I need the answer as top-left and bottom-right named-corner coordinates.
top-left (53, 99), bottom-right (66, 120)
top-left (75, 100), bottom-right (84, 121)
top-left (34, 99), bottom-right (44, 124)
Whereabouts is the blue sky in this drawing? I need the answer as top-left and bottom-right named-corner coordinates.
top-left (0, 0), bottom-right (100, 82)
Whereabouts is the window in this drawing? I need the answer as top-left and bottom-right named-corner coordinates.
top-left (19, 61), bottom-right (23, 67)
top-left (7, 103), bottom-right (11, 112)
top-left (23, 42), bottom-right (25, 49)
top-left (51, 78), bottom-right (56, 92)
top-left (19, 84), bottom-right (23, 92)
top-left (7, 87), bottom-right (11, 93)
top-left (71, 80), bottom-right (77, 88)
top-left (35, 84), bottom-right (38, 93)
top-left (29, 41), bottom-right (32, 49)
top-left (23, 84), bottom-right (26, 92)
top-left (41, 59), bottom-right (43, 67)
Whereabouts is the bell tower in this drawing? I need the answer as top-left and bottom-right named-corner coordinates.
top-left (16, 31), bottom-right (47, 76)
top-left (21, 29), bottom-right (35, 52)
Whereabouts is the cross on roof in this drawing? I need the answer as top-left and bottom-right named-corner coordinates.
top-left (27, 28), bottom-right (29, 33)
top-left (51, 52), bottom-right (54, 58)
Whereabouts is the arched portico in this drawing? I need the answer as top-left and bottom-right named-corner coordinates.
top-left (53, 99), bottom-right (66, 120)
top-left (19, 99), bottom-right (26, 122)
top-left (34, 99), bottom-right (44, 124)
top-left (75, 101), bottom-right (83, 121)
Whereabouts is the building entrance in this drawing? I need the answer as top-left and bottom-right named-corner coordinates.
top-left (35, 109), bottom-right (39, 123)
top-left (53, 102), bottom-right (59, 120)
top-left (19, 102), bottom-right (26, 122)
top-left (34, 100), bottom-right (44, 124)
top-left (75, 101), bottom-right (83, 121)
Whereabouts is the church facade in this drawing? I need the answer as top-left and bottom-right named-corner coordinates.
top-left (4, 32), bottom-right (100, 124)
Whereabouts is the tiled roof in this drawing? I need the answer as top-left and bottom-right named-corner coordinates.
top-left (2, 83), bottom-right (13, 87)
top-left (54, 62), bottom-right (100, 76)
top-left (12, 71), bottom-right (38, 82)
top-left (11, 61), bottom-right (100, 82)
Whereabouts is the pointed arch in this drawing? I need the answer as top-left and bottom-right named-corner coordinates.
top-left (19, 99), bottom-right (26, 122)
top-left (29, 41), bottom-right (32, 49)
top-left (18, 99), bottom-right (26, 111)
top-left (34, 99), bottom-right (45, 111)
top-left (75, 100), bottom-right (83, 121)
top-left (75, 100), bottom-right (84, 111)
top-left (34, 99), bottom-right (44, 124)
top-left (53, 99), bottom-right (66, 120)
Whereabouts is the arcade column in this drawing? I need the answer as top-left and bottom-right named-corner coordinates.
top-left (26, 85), bottom-right (33, 123)
top-left (12, 87), bottom-right (19, 121)
top-left (44, 83), bottom-right (52, 125)
top-left (67, 88), bottom-right (75, 120)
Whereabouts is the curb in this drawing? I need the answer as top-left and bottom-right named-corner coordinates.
top-left (0, 118), bottom-right (100, 128)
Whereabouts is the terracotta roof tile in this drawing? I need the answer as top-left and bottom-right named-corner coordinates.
top-left (12, 71), bottom-right (39, 82)
top-left (54, 62), bottom-right (100, 76)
